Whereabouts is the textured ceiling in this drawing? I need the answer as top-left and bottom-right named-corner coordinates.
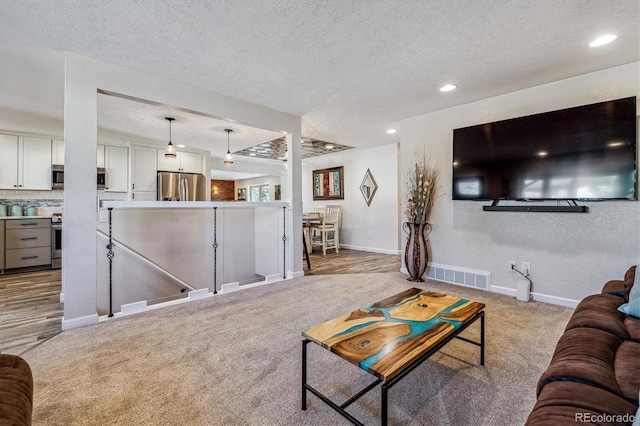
top-left (0, 0), bottom-right (638, 157)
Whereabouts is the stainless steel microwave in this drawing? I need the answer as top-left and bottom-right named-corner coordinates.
top-left (51, 166), bottom-right (107, 190)
top-left (52, 165), bottom-right (64, 189)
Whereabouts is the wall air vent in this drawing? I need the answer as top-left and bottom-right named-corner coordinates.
top-left (426, 263), bottom-right (490, 290)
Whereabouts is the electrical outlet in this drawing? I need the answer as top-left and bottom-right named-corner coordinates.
top-left (99, 210), bottom-right (108, 222)
top-left (509, 261), bottom-right (517, 271)
top-left (522, 262), bottom-right (531, 275)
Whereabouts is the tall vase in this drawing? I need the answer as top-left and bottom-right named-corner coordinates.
top-left (403, 222), bottom-right (432, 282)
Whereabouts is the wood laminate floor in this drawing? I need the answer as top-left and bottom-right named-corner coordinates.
top-left (304, 248), bottom-right (401, 275)
top-left (0, 249), bottom-right (398, 355)
top-left (0, 269), bottom-right (63, 355)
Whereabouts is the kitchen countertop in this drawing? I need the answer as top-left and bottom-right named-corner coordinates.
top-left (0, 216), bottom-right (50, 220)
top-left (101, 201), bottom-right (290, 209)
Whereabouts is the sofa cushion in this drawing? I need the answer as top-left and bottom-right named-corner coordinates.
top-left (625, 316), bottom-right (640, 342)
top-left (0, 354), bottom-right (33, 426)
top-left (566, 295), bottom-right (629, 340)
top-left (538, 327), bottom-right (625, 398)
top-left (526, 381), bottom-right (637, 425)
top-left (618, 265), bottom-right (640, 318)
top-left (614, 341), bottom-right (640, 403)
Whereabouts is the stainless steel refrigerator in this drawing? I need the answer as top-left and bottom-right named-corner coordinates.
top-left (157, 172), bottom-right (207, 201)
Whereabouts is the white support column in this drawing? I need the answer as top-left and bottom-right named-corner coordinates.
top-left (286, 131), bottom-right (303, 277)
top-left (62, 52), bottom-right (99, 329)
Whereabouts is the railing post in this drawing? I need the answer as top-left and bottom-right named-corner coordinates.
top-left (107, 207), bottom-right (114, 317)
top-left (282, 206), bottom-right (287, 279)
top-left (213, 206), bottom-right (218, 294)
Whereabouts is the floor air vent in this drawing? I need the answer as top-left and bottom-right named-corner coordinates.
top-left (426, 263), bottom-right (490, 290)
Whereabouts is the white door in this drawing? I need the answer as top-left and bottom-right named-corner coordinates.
top-left (20, 136), bottom-right (52, 190)
top-left (0, 134), bottom-right (18, 189)
top-left (104, 145), bottom-right (128, 192)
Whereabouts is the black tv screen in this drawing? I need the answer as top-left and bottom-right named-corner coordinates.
top-left (452, 97), bottom-right (637, 201)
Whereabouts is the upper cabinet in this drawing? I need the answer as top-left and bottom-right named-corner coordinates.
top-left (52, 139), bottom-right (64, 165)
top-left (97, 144), bottom-right (105, 168)
top-left (0, 135), bottom-right (51, 190)
top-left (104, 145), bottom-right (128, 192)
top-left (157, 150), bottom-right (202, 174)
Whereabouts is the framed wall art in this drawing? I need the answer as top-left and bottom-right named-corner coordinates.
top-left (237, 188), bottom-right (247, 201)
top-left (313, 166), bottom-right (344, 200)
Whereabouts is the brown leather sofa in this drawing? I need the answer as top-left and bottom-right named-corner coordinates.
top-left (526, 266), bottom-right (639, 425)
top-left (0, 354), bottom-right (33, 425)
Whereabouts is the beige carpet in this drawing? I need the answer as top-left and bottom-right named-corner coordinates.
top-left (23, 272), bottom-right (573, 425)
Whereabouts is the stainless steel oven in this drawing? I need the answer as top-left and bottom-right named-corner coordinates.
top-left (51, 213), bottom-right (62, 269)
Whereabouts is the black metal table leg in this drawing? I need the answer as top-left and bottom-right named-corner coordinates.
top-left (302, 339), bottom-right (309, 410)
top-left (381, 383), bottom-right (389, 426)
top-left (480, 311), bottom-right (485, 365)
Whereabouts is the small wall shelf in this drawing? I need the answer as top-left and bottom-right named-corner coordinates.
top-left (482, 200), bottom-right (588, 213)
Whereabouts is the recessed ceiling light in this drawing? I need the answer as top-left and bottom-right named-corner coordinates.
top-left (176, 144), bottom-right (186, 148)
top-left (249, 153), bottom-right (256, 156)
top-left (387, 129), bottom-right (397, 134)
top-left (324, 144), bottom-right (334, 150)
top-left (589, 34), bottom-right (617, 47)
top-left (607, 141), bottom-right (624, 147)
top-left (538, 151), bottom-right (548, 157)
top-left (440, 84), bottom-right (457, 92)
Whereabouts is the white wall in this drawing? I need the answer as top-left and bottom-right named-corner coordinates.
top-left (401, 62), bottom-right (640, 303)
top-left (302, 143), bottom-right (400, 254)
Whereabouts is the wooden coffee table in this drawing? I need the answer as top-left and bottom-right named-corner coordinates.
top-left (301, 287), bottom-right (485, 425)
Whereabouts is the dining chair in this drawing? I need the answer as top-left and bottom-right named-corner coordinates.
top-left (310, 205), bottom-right (341, 255)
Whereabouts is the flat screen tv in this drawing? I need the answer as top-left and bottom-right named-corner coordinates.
top-left (452, 97), bottom-right (637, 201)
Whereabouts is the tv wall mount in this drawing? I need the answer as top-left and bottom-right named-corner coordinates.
top-left (482, 200), bottom-right (588, 213)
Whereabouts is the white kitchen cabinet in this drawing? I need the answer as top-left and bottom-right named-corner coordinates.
top-left (157, 150), bottom-right (202, 173)
top-left (97, 144), bottom-right (105, 168)
top-left (130, 192), bottom-right (156, 201)
top-left (0, 134), bottom-right (51, 190)
top-left (52, 139), bottom-right (64, 165)
top-left (130, 146), bottom-right (157, 192)
top-left (104, 145), bottom-right (128, 192)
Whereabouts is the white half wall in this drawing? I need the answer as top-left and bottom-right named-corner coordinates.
top-left (302, 143), bottom-right (400, 254)
top-left (400, 62), bottom-right (640, 301)
top-left (64, 52), bottom-right (302, 328)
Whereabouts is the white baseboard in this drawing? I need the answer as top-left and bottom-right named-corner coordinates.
top-left (121, 300), bottom-right (147, 315)
top-left (221, 282), bottom-right (240, 293)
top-left (62, 313), bottom-right (99, 330)
top-left (490, 285), bottom-right (517, 297)
top-left (340, 244), bottom-right (400, 255)
top-left (188, 288), bottom-right (209, 301)
top-left (531, 292), bottom-right (579, 308)
top-left (291, 270), bottom-right (305, 279)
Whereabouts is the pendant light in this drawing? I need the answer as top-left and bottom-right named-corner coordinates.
top-left (165, 117), bottom-right (177, 159)
top-left (224, 128), bottom-right (234, 165)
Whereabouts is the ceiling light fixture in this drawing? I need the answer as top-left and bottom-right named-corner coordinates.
top-left (387, 129), bottom-right (397, 134)
top-left (224, 129), bottom-right (234, 165)
top-left (440, 84), bottom-right (457, 92)
top-left (589, 34), bottom-right (617, 47)
top-left (249, 153), bottom-right (256, 156)
top-left (325, 144), bottom-right (334, 150)
top-left (164, 117), bottom-right (177, 159)
top-left (538, 151), bottom-right (548, 157)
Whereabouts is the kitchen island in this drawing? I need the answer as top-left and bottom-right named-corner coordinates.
top-left (98, 201), bottom-right (291, 316)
